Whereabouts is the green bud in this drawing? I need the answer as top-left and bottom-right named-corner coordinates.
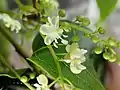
top-left (94, 47), bottom-right (102, 54)
top-left (81, 17), bottom-right (90, 26)
top-left (108, 37), bottom-right (116, 47)
top-left (109, 55), bottom-right (116, 62)
top-left (20, 76), bottom-right (28, 83)
top-left (72, 35), bottom-right (80, 42)
top-left (58, 9), bottom-right (66, 17)
top-left (103, 52), bottom-right (110, 60)
top-left (84, 33), bottom-right (90, 38)
top-left (98, 27), bottom-right (105, 34)
top-left (29, 73), bottom-right (35, 79)
top-left (60, 22), bottom-right (69, 27)
top-left (91, 35), bottom-right (99, 43)
top-left (76, 16), bottom-right (82, 22)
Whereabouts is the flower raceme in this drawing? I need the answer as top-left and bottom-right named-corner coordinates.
top-left (40, 16), bottom-right (68, 48)
top-left (64, 43), bottom-right (87, 74)
top-left (0, 13), bottom-right (21, 33)
top-left (34, 74), bottom-right (50, 90)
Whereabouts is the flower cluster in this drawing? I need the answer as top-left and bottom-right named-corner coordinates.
top-left (0, 13), bottom-right (21, 33)
top-left (64, 43), bottom-right (87, 74)
top-left (40, 16), bottom-right (68, 48)
top-left (34, 74), bottom-right (50, 90)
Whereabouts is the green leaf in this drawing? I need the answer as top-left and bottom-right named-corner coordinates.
top-left (96, 0), bottom-right (118, 23)
top-left (28, 45), bottom-right (105, 90)
top-left (32, 33), bottom-right (46, 52)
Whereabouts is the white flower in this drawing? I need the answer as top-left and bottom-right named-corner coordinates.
top-left (70, 58), bottom-right (86, 74)
top-left (0, 13), bottom-right (21, 33)
top-left (64, 43), bottom-right (87, 74)
top-left (40, 16), bottom-right (68, 48)
top-left (66, 43), bottom-right (87, 60)
top-left (34, 74), bottom-right (50, 90)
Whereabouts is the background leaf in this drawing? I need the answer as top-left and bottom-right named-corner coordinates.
top-left (28, 45), bottom-right (105, 90)
top-left (96, 0), bottom-right (118, 23)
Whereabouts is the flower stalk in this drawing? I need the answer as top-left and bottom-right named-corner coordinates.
top-left (48, 45), bottom-right (65, 90)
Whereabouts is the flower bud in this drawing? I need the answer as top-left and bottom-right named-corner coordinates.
top-left (29, 73), bottom-right (35, 79)
top-left (98, 27), bottom-right (105, 34)
top-left (109, 55), bottom-right (116, 62)
top-left (76, 16), bottom-right (82, 22)
top-left (91, 35), bottom-right (99, 43)
top-left (103, 52), bottom-right (110, 60)
top-left (72, 35), bottom-right (80, 42)
top-left (84, 33), bottom-right (90, 38)
top-left (108, 37), bottom-right (116, 47)
top-left (94, 47), bottom-right (102, 54)
top-left (20, 76), bottom-right (28, 83)
top-left (81, 17), bottom-right (90, 26)
top-left (58, 9), bottom-right (66, 17)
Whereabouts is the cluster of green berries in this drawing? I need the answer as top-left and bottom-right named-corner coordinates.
top-left (20, 73), bottom-right (35, 83)
top-left (91, 27), bottom-right (120, 62)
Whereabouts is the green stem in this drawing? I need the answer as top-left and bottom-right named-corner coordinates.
top-left (48, 77), bottom-right (60, 88)
top-left (60, 20), bottom-right (92, 33)
top-left (48, 45), bottom-right (65, 90)
top-left (0, 54), bottom-right (35, 90)
top-left (69, 23), bottom-right (91, 33)
top-left (0, 23), bottom-right (30, 58)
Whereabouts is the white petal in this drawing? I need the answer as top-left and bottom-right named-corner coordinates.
top-left (61, 39), bottom-right (68, 45)
top-left (48, 17), bottom-right (53, 26)
top-left (2, 14), bottom-right (12, 22)
top-left (80, 49), bottom-right (87, 54)
top-left (40, 24), bottom-right (56, 35)
top-left (52, 16), bottom-right (59, 28)
top-left (44, 36), bottom-right (53, 45)
top-left (34, 83), bottom-right (40, 88)
top-left (53, 42), bottom-right (58, 48)
top-left (64, 83), bottom-right (73, 90)
top-left (11, 25), bottom-right (15, 31)
top-left (70, 60), bottom-right (86, 74)
top-left (37, 74), bottom-right (48, 85)
top-left (57, 29), bottom-right (63, 35)
top-left (80, 55), bottom-right (86, 63)
top-left (55, 39), bottom-right (58, 43)
top-left (5, 23), bottom-right (10, 28)
top-left (63, 34), bottom-right (68, 38)
top-left (36, 86), bottom-right (42, 90)
top-left (70, 49), bottom-right (81, 60)
top-left (42, 86), bottom-right (50, 90)
top-left (63, 59), bottom-right (71, 63)
top-left (66, 45), bottom-right (70, 53)
top-left (71, 43), bottom-right (79, 51)
top-left (70, 43), bottom-right (79, 54)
